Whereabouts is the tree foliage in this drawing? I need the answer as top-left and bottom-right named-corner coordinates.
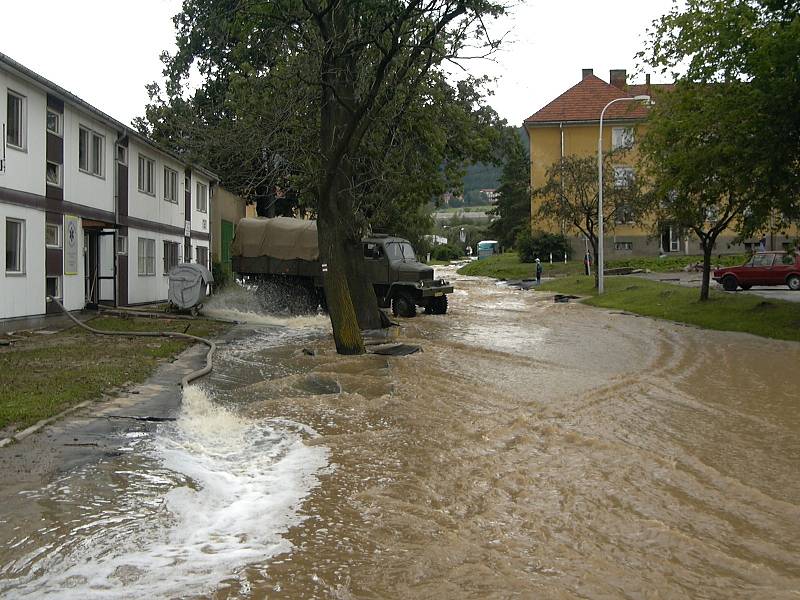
top-left (534, 152), bottom-right (646, 288)
top-left (639, 0), bottom-right (800, 225)
top-left (638, 82), bottom-right (770, 300)
top-left (141, 0), bottom-right (507, 353)
top-left (488, 128), bottom-right (531, 248)
top-left (638, 0), bottom-right (800, 300)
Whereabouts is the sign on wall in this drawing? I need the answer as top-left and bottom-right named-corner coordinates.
top-left (64, 215), bottom-right (80, 275)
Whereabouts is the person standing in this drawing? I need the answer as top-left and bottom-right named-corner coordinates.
top-left (535, 258), bottom-right (543, 284)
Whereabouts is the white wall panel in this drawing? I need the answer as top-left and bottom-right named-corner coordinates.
top-left (0, 205), bottom-right (46, 318)
top-left (63, 107), bottom-right (116, 213)
top-left (0, 72), bottom-right (47, 197)
top-left (127, 227), bottom-right (184, 305)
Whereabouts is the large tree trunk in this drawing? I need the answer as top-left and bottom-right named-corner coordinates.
top-left (317, 11), bottom-right (366, 354)
top-left (699, 239), bottom-right (713, 302)
top-left (341, 235), bottom-right (384, 330)
top-left (317, 192), bottom-right (366, 355)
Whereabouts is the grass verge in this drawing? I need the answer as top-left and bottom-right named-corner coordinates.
top-left (457, 253), bottom-right (585, 279)
top-left (0, 316), bottom-right (230, 433)
top-left (539, 276), bottom-right (800, 342)
top-left (457, 252), bottom-right (749, 280)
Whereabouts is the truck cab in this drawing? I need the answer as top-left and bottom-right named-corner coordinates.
top-left (362, 235), bottom-right (453, 317)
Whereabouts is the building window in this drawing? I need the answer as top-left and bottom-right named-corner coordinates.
top-left (196, 245), bottom-right (209, 268)
top-left (46, 110), bottom-right (62, 136)
top-left (138, 154), bottom-right (155, 195)
top-left (615, 241), bottom-right (633, 251)
top-left (46, 276), bottom-right (62, 300)
top-left (613, 166), bottom-right (635, 188)
top-left (46, 161), bottom-right (62, 187)
top-left (5, 218), bottom-right (25, 274)
top-left (163, 240), bottom-right (180, 274)
top-left (137, 237), bottom-right (155, 276)
top-left (116, 144), bottom-right (128, 165)
top-left (7, 91), bottom-right (26, 150)
top-left (196, 182), bottom-right (208, 213)
top-left (45, 223), bottom-right (62, 248)
top-left (615, 203), bottom-right (635, 224)
top-left (78, 126), bottom-right (104, 177)
top-left (611, 127), bottom-right (634, 150)
top-left (164, 167), bottom-right (179, 203)
top-left (116, 235), bottom-right (128, 255)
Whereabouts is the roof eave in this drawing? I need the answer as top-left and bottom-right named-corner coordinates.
top-left (0, 51), bottom-right (219, 183)
top-left (524, 117), bottom-right (647, 128)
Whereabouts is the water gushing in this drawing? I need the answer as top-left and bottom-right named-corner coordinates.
top-left (1, 386), bottom-right (328, 599)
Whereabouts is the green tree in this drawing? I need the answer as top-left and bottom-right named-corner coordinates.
top-left (144, 0), bottom-right (506, 353)
top-left (639, 0), bottom-right (800, 228)
top-left (638, 82), bottom-right (769, 300)
top-left (534, 152), bottom-right (646, 288)
top-left (489, 128), bottom-right (530, 248)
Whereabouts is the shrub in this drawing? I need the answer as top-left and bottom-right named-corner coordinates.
top-left (516, 230), bottom-right (572, 263)
top-left (431, 244), bottom-right (463, 261)
top-left (212, 261), bottom-right (232, 288)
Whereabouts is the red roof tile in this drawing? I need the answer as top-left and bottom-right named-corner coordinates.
top-left (525, 75), bottom-right (654, 125)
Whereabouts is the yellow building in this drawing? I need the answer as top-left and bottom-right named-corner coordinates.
top-left (523, 69), bottom-right (784, 258)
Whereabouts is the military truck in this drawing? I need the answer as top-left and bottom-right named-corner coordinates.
top-left (230, 217), bottom-right (453, 317)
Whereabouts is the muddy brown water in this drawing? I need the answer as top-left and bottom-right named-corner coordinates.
top-left (1, 269), bottom-right (799, 599)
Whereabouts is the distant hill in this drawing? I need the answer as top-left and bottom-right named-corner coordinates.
top-left (460, 127), bottom-right (527, 206)
top-left (463, 162), bottom-right (501, 192)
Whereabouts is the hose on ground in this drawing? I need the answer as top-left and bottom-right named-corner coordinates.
top-left (47, 297), bottom-right (216, 388)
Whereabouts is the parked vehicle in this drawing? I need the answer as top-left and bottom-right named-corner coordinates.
top-left (231, 217), bottom-right (453, 317)
top-left (477, 240), bottom-right (500, 260)
top-left (712, 251), bottom-right (800, 291)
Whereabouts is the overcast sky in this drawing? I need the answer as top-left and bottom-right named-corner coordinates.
top-left (3, 0), bottom-right (677, 128)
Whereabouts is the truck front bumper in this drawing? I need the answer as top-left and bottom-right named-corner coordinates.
top-left (417, 279), bottom-right (454, 297)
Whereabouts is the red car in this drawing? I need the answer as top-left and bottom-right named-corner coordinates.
top-left (713, 251), bottom-right (800, 291)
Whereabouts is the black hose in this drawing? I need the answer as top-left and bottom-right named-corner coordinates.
top-left (47, 297), bottom-right (216, 388)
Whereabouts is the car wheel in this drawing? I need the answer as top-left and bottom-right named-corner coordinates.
top-left (787, 274), bottom-right (800, 291)
top-left (392, 291), bottom-right (416, 318)
top-left (425, 295), bottom-right (448, 315)
top-left (740, 284), bottom-right (752, 290)
top-left (721, 275), bottom-right (738, 291)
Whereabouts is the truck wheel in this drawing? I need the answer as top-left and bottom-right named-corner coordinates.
top-left (392, 291), bottom-right (416, 318)
top-left (722, 275), bottom-right (738, 291)
top-left (787, 274), bottom-right (800, 291)
top-left (425, 295), bottom-right (448, 315)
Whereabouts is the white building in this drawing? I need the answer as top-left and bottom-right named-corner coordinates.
top-left (0, 53), bottom-right (217, 325)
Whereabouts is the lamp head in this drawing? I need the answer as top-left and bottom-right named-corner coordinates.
top-left (634, 94), bottom-right (653, 105)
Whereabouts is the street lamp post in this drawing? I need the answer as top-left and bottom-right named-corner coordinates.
top-left (597, 94), bottom-right (651, 294)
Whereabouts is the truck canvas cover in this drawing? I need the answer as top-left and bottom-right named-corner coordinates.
top-left (231, 217), bottom-right (319, 261)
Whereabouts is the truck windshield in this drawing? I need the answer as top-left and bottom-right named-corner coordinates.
top-left (385, 242), bottom-right (416, 261)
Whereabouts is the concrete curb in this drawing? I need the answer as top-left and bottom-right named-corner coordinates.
top-left (0, 399), bottom-right (96, 448)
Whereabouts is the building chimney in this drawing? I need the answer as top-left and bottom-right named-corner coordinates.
top-left (582, 68), bottom-right (594, 79)
top-left (610, 69), bottom-right (627, 89)
top-left (646, 73), bottom-right (651, 86)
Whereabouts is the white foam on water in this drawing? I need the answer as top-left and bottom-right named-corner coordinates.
top-left (202, 284), bottom-right (331, 329)
top-left (6, 386), bottom-right (329, 599)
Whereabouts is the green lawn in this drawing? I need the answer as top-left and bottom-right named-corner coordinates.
top-left (0, 316), bottom-right (229, 432)
top-left (458, 253), bottom-right (585, 279)
top-left (539, 276), bottom-right (800, 342)
top-left (457, 252), bottom-right (748, 280)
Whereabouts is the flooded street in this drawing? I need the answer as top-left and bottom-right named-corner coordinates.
top-left (2, 268), bottom-right (799, 598)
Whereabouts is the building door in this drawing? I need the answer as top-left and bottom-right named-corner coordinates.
top-left (660, 226), bottom-right (681, 253)
top-left (84, 228), bottom-right (117, 308)
top-left (84, 231), bottom-right (99, 307)
top-left (221, 220), bottom-right (234, 271)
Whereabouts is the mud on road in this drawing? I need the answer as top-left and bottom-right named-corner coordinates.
top-left (2, 269), bottom-right (799, 599)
